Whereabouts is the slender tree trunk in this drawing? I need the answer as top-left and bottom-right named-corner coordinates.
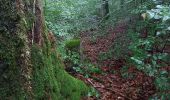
top-left (120, 0), bottom-right (124, 8)
top-left (101, 0), bottom-right (109, 20)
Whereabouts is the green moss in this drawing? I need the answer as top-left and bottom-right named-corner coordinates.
top-left (0, 1), bottom-right (88, 99)
top-left (31, 44), bottom-right (88, 100)
top-left (0, 0), bottom-right (27, 99)
top-left (65, 39), bottom-right (80, 50)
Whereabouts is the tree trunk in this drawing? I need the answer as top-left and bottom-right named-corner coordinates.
top-left (101, 0), bottom-right (109, 20)
top-left (0, 0), bottom-right (88, 99)
top-left (120, 0), bottom-right (124, 8)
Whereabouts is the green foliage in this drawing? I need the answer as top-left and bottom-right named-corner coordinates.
top-left (87, 87), bottom-right (100, 98)
top-left (31, 44), bottom-right (89, 100)
top-left (65, 39), bottom-right (80, 50)
top-left (0, 0), bottom-right (29, 98)
top-left (98, 51), bottom-right (112, 61)
top-left (121, 66), bottom-right (135, 79)
top-left (44, 0), bottom-right (101, 39)
top-left (82, 63), bottom-right (102, 75)
top-left (0, 0), bottom-right (89, 99)
top-left (64, 39), bottom-right (80, 71)
top-left (0, 0), bottom-right (19, 33)
top-left (64, 50), bottom-right (80, 72)
top-left (128, 2), bottom-right (170, 99)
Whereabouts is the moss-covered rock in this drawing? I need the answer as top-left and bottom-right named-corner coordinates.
top-left (31, 45), bottom-right (88, 100)
top-left (65, 39), bottom-right (80, 50)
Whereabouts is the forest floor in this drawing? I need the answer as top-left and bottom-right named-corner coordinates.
top-left (73, 23), bottom-right (157, 100)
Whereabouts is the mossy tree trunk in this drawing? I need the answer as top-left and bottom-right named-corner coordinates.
top-left (0, 0), bottom-right (88, 99)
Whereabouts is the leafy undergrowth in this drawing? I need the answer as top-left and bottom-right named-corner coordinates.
top-left (71, 23), bottom-right (159, 100)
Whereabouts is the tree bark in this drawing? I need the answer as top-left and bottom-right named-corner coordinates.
top-left (101, 0), bottom-right (109, 20)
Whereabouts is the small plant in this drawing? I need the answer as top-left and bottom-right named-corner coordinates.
top-left (98, 51), bottom-right (112, 61)
top-left (121, 66), bottom-right (135, 79)
top-left (87, 87), bottom-right (100, 99)
top-left (80, 63), bottom-right (102, 75)
top-left (86, 64), bottom-right (102, 74)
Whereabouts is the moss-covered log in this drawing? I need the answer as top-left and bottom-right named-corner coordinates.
top-left (0, 0), bottom-right (88, 99)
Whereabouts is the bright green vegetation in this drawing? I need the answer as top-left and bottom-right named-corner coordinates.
top-left (0, 0), bottom-right (88, 99)
top-left (65, 39), bottom-right (80, 50)
top-left (31, 45), bottom-right (88, 100)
